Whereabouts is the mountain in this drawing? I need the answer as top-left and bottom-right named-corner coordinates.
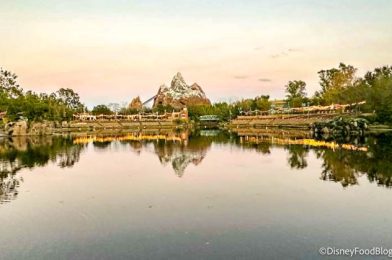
top-left (153, 72), bottom-right (211, 109)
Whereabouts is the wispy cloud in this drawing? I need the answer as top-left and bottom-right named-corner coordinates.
top-left (258, 78), bottom-right (271, 82)
top-left (270, 48), bottom-right (302, 58)
top-left (234, 75), bottom-right (248, 79)
top-left (270, 52), bottom-right (288, 58)
top-left (288, 48), bottom-right (301, 52)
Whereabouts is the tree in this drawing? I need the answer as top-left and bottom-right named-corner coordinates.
top-left (254, 95), bottom-right (271, 111)
top-left (285, 80), bottom-right (307, 107)
top-left (0, 68), bottom-right (23, 99)
top-left (56, 88), bottom-right (84, 111)
top-left (236, 99), bottom-right (253, 112)
top-left (360, 66), bottom-right (392, 123)
top-left (108, 103), bottom-right (121, 115)
top-left (317, 63), bottom-right (357, 104)
top-left (153, 104), bottom-right (174, 114)
top-left (363, 66), bottom-right (392, 87)
top-left (92, 105), bottom-right (112, 115)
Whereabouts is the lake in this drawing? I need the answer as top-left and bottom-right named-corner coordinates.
top-left (1, 130), bottom-right (392, 259)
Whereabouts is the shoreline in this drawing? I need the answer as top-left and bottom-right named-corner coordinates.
top-left (1, 119), bottom-right (191, 136)
top-left (2, 115), bottom-right (392, 137)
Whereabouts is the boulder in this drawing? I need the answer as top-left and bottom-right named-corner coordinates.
top-left (5, 120), bottom-right (28, 136)
top-left (4, 120), bottom-right (54, 136)
top-left (29, 121), bottom-right (54, 135)
top-left (312, 117), bottom-right (368, 138)
top-left (61, 121), bottom-right (69, 128)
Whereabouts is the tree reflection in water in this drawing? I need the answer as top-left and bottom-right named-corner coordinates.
top-left (317, 149), bottom-right (360, 187)
top-left (1, 131), bottom-right (392, 204)
top-left (233, 129), bottom-right (392, 188)
top-left (365, 134), bottom-right (392, 187)
top-left (286, 145), bottom-right (309, 169)
top-left (310, 134), bottom-right (392, 187)
top-left (0, 136), bottom-right (86, 203)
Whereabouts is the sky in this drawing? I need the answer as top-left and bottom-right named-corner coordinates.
top-left (1, 0), bottom-right (391, 107)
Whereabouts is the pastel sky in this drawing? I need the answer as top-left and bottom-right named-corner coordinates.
top-left (1, 0), bottom-right (391, 107)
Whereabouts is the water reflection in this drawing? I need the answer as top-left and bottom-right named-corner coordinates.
top-left (234, 129), bottom-right (392, 188)
top-left (1, 130), bottom-right (392, 203)
top-left (0, 136), bottom-right (86, 203)
top-left (286, 145), bottom-right (309, 169)
top-left (154, 130), bottom-right (233, 177)
top-left (65, 130), bottom-right (392, 187)
top-left (153, 139), bottom-right (207, 177)
top-left (316, 134), bottom-right (392, 187)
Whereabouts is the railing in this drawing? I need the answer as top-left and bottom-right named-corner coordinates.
top-left (238, 101), bottom-right (366, 119)
top-left (73, 110), bottom-right (188, 122)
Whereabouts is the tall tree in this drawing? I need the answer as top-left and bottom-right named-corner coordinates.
top-left (56, 88), bottom-right (84, 111)
top-left (317, 63), bottom-right (357, 104)
top-left (361, 66), bottom-right (392, 122)
top-left (254, 95), bottom-right (271, 111)
top-left (0, 68), bottom-right (23, 99)
top-left (108, 103), bottom-right (121, 114)
top-left (92, 105), bottom-right (112, 115)
top-left (285, 80), bottom-right (307, 107)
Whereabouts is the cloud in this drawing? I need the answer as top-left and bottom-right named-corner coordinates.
top-left (270, 48), bottom-right (302, 58)
top-left (270, 52), bottom-right (288, 59)
top-left (234, 75), bottom-right (248, 79)
top-left (258, 78), bottom-right (271, 82)
top-left (254, 46), bottom-right (263, 51)
top-left (288, 48), bottom-right (301, 52)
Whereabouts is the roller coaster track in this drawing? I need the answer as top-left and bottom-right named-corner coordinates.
top-left (142, 95), bottom-right (156, 106)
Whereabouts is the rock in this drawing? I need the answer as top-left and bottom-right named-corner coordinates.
top-left (153, 72), bottom-right (211, 109)
top-left (312, 117), bottom-right (368, 138)
top-left (128, 96), bottom-right (143, 110)
top-left (321, 127), bottom-right (330, 134)
top-left (29, 121), bottom-right (53, 135)
top-left (61, 121), bottom-right (69, 128)
top-left (4, 120), bottom-right (54, 136)
top-left (5, 120), bottom-right (28, 136)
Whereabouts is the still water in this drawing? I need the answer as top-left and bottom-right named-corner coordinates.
top-left (1, 130), bottom-right (392, 259)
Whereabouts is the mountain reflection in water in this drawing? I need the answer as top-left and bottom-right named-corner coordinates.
top-left (1, 130), bottom-right (392, 204)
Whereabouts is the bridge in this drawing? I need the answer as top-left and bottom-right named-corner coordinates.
top-left (199, 115), bottom-right (220, 128)
top-left (199, 115), bottom-right (220, 122)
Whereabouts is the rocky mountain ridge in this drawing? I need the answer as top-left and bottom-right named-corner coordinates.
top-left (153, 72), bottom-right (211, 109)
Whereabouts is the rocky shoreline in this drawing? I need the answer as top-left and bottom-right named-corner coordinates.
top-left (1, 119), bottom-right (189, 136)
top-left (311, 117), bottom-right (368, 137)
top-left (229, 114), bottom-right (392, 137)
top-left (2, 115), bottom-right (390, 137)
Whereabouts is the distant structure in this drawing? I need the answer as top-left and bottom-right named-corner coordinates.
top-left (153, 72), bottom-right (211, 109)
top-left (199, 115), bottom-right (220, 128)
top-left (239, 101), bottom-right (366, 117)
top-left (128, 96), bottom-right (143, 110)
top-left (199, 115), bottom-right (220, 122)
top-left (72, 113), bottom-right (96, 121)
top-left (73, 108), bottom-right (188, 122)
